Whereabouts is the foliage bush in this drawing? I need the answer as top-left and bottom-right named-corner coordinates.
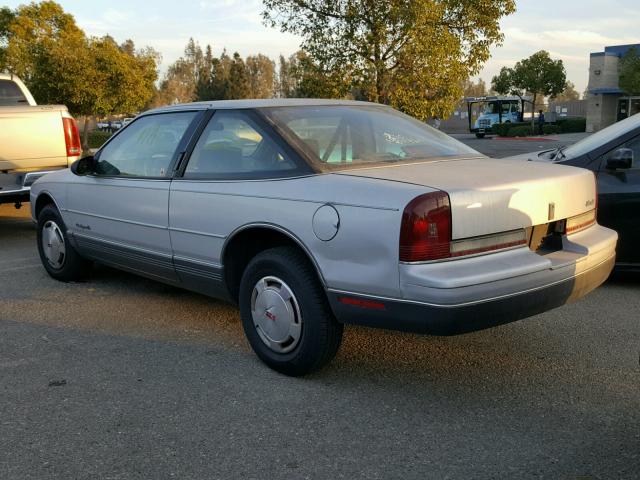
top-left (492, 123), bottom-right (510, 136)
top-left (556, 117), bottom-right (586, 133)
top-left (494, 119), bottom-right (579, 137)
top-left (505, 125), bottom-right (534, 137)
top-left (87, 130), bottom-right (113, 149)
top-left (494, 122), bottom-right (530, 137)
top-left (542, 124), bottom-right (562, 135)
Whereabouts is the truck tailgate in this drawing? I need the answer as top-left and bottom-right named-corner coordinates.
top-left (0, 105), bottom-right (69, 171)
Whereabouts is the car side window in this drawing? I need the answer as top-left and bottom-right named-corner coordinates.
top-left (184, 111), bottom-right (297, 179)
top-left (95, 112), bottom-right (198, 177)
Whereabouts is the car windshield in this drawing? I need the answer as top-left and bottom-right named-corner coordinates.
top-left (483, 102), bottom-right (500, 114)
top-left (560, 113), bottom-right (640, 161)
top-left (264, 105), bottom-right (481, 169)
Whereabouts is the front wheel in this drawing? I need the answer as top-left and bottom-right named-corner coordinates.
top-left (37, 204), bottom-right (91, 281)
top-left (239, 247), bottom-right (343, 376)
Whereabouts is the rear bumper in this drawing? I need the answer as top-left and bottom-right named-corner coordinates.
top-left (328, 225), bottom-right (617, 335)
top-left (0, 170), bottom-right (61, 203)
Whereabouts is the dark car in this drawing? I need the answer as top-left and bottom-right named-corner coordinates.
top-left (508, 113), bottom-right (640, 270)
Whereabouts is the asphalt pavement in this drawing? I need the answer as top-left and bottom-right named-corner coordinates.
top-left (450, 132), bottom-right (590, 158)
top-left (1, 150), bottom-right (639, 479)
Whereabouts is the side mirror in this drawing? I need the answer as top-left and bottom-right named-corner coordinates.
top-left (70, 155), bottom-right (96, 176)
top-left (606, 148), bottom-right (633, 170)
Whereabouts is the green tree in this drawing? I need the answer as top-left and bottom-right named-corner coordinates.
top-left (0, 6), bottom-right (15, 68)
top-left (196, 44), bottom-right (214, 100)
top-left (225, 52), bottom-right (251, 99)
top-left (246, 53), bottom-right (275, 98)
top-left (88, 36), bottom-right (159, 115)
top-left (276, 54), bottom-right (294, 98)
top-left (491, 66), bottom-right (516, 97)
top-left (3, 2), bottom-right (159, 150)
top-left (3, 1), bottom-right (86, 102)
top-left (153, 37), bottom-right (207, 106)
top-left (462, 77), bottom-right (488, 98)
top-left (492, 50), bottom-right (566, 128)
top-left (156, 40), bottom-right (276, 103)
top-left (619, 47), bottom-right (640, 96)
top-left (262, 0), bottom-right (515, 120)
top-left (551, 80), bottom-right (580, 102)
top-left (74, 36), bottom-right (158, 149)
top-left (209, 49), bottom-right (233, 99)
top-left (277, 50), bottom-right (353, 99)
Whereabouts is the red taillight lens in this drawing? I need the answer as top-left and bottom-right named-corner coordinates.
top-left (399, 191), bottom-right (451, 262)
top-left (62, 117), bottom-right (81, 157)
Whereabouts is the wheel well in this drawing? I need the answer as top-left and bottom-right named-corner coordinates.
top-left (34, 193), bottom-right (56, 218)
top-left (223, 227), bottom-right (322, 303)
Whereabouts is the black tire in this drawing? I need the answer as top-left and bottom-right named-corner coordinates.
top-left (37, 204), bottom-right (91, 281)
top-left (475, 133), bottom-right (486, 139)
top-left (239, 246), bottom-right (343, 376)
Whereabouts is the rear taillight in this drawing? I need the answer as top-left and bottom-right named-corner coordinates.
top-left (62, 117), bottom-right (81, 157)
top-left (399, 191), bottom-right (451, 262)
top-left (400, 192), bottom-right (528, 263)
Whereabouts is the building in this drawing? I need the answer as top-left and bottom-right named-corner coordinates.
top-left (586, 43), bottom-right (640, 132)
top-left (547, 99), bottom-right (586, 121)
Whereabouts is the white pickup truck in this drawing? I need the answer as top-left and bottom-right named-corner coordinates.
top-left (0, 73), bottom-right (81, 207)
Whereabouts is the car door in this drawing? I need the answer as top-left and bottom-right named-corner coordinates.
top-left (66, 110), bottom-right (201, 281)
top-left (168, 109), bottom-right (308, 298)
top-left (595, 133), bottom-right (640, 266)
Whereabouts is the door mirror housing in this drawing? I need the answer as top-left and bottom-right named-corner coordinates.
top-left (606, 148), bottom-right (633, 170)
top-left (70, 155), bottom-right (95, 176)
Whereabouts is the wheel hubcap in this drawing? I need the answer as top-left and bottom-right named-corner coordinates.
top-left (251, 276), bottom-right (302, 354)
top-left (42, 220), bottom-right (66, 269)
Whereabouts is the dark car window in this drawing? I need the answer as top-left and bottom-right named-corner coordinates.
top-left (184, 110), bottom-right (298, 179)
top-left (599, 134), bottom-right (640, 171)
top-left (95, 112), bottom-right (198, 178)
top-left (562, 113), bottom-right (640, 161)
top-left (0, 79), bottom-right (28, 106)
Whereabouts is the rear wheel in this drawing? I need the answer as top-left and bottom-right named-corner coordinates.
top-left (239, 247), bottom-right (343, 376)
top-left (37, 204), bottom-right (91, 281)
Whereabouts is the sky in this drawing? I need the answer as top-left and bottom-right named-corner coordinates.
top-left (4, 0), bottom-right (640, 94)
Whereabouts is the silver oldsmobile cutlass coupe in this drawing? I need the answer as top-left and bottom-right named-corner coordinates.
top-left (31, 99), bottom-right (618, 375)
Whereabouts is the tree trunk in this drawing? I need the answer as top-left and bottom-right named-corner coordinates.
top-left (375, 67), bottom-right (383, 103)
top-left (530, 93), bottom-right (537, 133)
top-left (82, 115), bottom-right (91, 155)
top-left (372, 33), bottom-right (383, 103)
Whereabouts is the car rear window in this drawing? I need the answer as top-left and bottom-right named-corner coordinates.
top-left (0, 79), bottom-right (29, 106)
top-left (263, 105), bottom-right (481, 169)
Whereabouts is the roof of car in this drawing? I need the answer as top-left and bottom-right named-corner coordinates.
top-left (144, 98), bottom-right (382, 115)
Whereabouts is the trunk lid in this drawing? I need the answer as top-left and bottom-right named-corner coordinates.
top-left (336, 157), bottom-right (596, 239)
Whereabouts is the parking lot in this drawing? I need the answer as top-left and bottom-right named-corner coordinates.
top-left (1, 138), bottom-right (638, 478)
top-left (449, 132), bottom-right (590, 158)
